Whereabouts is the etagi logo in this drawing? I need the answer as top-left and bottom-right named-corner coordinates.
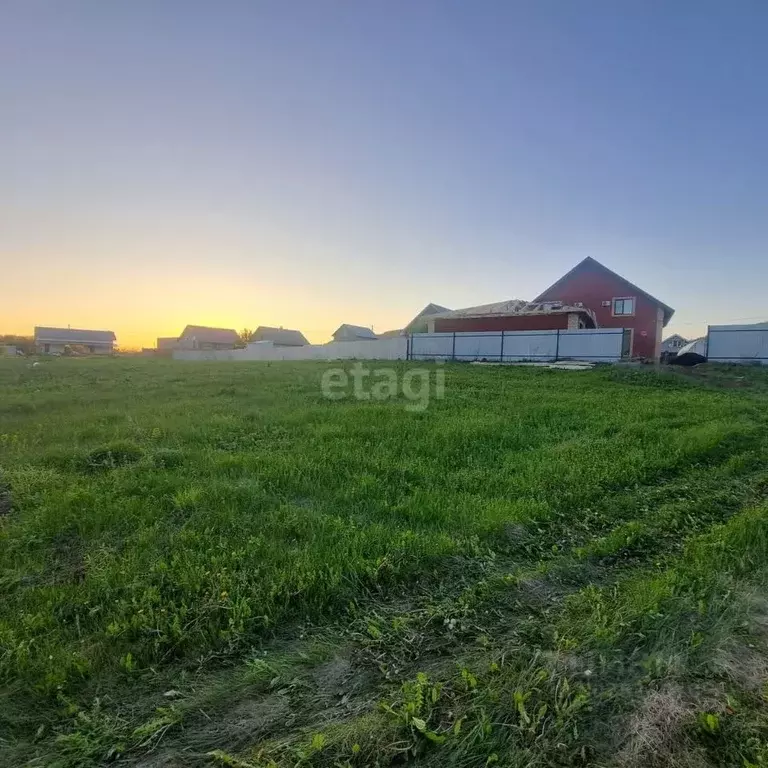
top-left (321, 362), bottom-right (445, 411)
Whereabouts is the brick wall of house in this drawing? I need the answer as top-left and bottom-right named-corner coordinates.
top-left (536, 263), bottom-right (665, 359)
top-left (432, 313), bottom-right (572, 333)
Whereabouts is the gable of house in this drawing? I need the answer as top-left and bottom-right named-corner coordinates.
top-left (534, 257), bottom-right (674, 325)
top-left (661, 334), bottom-right (688, 352)
top-left (332, 324), bottom-right (377, 341)
top-left (533, 258), bottom-right (674, 360)
top-left (405, 303), bottom-right (451, 333)
top-left (156, 337), bottom-right (178, 351)
top-left (178, 325), bottom-right (239, 347)
top-left (250, 326), bottom-right (309, 346)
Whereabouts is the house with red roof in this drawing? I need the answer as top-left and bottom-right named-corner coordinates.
top-left (534, 257), bottom-right (674, 359)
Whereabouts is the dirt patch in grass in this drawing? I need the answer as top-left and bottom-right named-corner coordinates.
top-left (191, 693), bottom-right (291, 752)
top-left (614, 682), bottom-right (730, 768)
top-left (309, 652), bottom-right (378, 710)
top-left (311, 655), bottom-right (355, 699)
top-left (615, 686), bottom-right (704, 768)
top-left (714, 645), bottom-right (768, 693)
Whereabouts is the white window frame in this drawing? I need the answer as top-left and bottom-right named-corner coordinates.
top-left (612, 297), bottom-right (636, 317)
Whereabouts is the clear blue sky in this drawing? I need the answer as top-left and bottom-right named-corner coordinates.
top-left (3, 1), bottom-right (767, 345)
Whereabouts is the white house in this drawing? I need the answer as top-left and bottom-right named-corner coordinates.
top-left (250, 326), bottom-right (309, 346)
top-left (176, 325), bottom-right (240, 350)
top-left (34, 326), bottom-right (116, 355)
top-left (332, 324), bottom-right (377, 342)
top-left (660, 334), bottom-right (689, 356)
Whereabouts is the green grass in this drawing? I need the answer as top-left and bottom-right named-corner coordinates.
top-left (2, 358), bottom-right (768, 766)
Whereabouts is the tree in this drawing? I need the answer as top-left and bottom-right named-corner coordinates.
top-left (237, 328), bottom-right (253, 348)
top-left (0, 335), bottom-right (35, 355)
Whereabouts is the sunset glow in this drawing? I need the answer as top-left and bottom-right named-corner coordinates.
top-left (4, 2), bottom-right (767, 346)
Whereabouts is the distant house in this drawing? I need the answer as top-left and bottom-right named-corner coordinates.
top-left (428, 300), bottom-right (597, 333)
top-left (250, 326), bottom-right (309, 346)
top-left (660, 334), bottom-right (689, 356)
top-left (378, 329), bottom-right (406, 338)
top-left (380, 303), bottom-right (452, 337)
top-left (34, 326), bottom-right (116, 355)
top-left (156, 337), bottom-right (179, 352)
top-left (332, 324), bottom-right (377, 342)
top-left (405, 303), bottom-right (451, 333)
top-left (534, 257), bottom-right (675, 359)
top-left (176, 325), bottom-right (239, 350)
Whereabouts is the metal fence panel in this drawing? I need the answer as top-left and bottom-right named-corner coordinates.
top-left (556, 328), bottom-right (625, 362)
top-left (409, 333), bottom-right (455, 360)
top-left (501, 331), bottom-right (559, 361)
top-left (454, 332), bottom-right (504, 359)
top-left (707, 325), bottom-right (768, 364)
top-left (409, 328), bottom-right (625, 362)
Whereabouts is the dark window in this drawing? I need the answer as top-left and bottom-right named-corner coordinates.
top-left (613, 297), bottom-right (635, 316)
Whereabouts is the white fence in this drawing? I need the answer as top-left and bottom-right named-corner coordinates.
top-left (174, 329), bottom-right (627, 363)
top-left (409, 328), bottom-right (626, 362)
top-left (174, 337), bottom-right (408, 362)
top-left (707, 325), bottom-right (768, 364)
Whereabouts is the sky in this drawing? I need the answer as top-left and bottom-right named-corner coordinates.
top-left (2, 1), bottom-right (767, 348)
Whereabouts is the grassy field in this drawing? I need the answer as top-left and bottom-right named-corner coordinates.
top-left (2, 358), bottom-right (768, 767)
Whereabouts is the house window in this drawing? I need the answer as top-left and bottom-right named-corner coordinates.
top-left (612, 297), bottom-right (636, 316)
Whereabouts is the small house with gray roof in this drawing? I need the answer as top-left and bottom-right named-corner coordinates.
top-left (34, 326), bottom-right (116, 355)
top-left (250, 326), bottom-right (309, 347)
top-left (177, 325), bottom-right (240, 350)
top-left (331, 324), bottom-right (377, 342)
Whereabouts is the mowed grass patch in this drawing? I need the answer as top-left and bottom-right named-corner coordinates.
top-left (2, 358), bottom-right (768, 766)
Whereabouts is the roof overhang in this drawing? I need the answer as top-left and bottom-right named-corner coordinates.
top-left (35, 337), bottom-right (114, 345)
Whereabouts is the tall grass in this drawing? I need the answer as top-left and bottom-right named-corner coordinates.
top-left (2, 358), bottom-right (768, 766)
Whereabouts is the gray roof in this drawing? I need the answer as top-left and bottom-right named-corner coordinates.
top-left (178, 325), bottom-right (240, 344)
top-left (405, 303), bottom-right (452, 332)
top-left (333, 324), bottom-right (377, 340)
top-left (250, 326), bottom-right (309, 346)
top-left (35, 326), bottom-right (116, 344)
top-left (378, 329), bottom-right (406, 338)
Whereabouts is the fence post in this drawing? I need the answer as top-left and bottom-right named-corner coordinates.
top-left (705, 325), bottom-right (711, 362)
top-left (406, 334), bottom-right (411, 361)
top-left (499, 331), bottom-right (505, 362)
top-left (452, 332), bottom-right (456, 362)
top-left (555, 329), bottom-right (561, 361)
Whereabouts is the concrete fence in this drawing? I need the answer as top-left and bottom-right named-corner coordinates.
top-left (707, 325), bottom-right (768, 364)
top-left (408, 328), bottom-right (627, 363)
